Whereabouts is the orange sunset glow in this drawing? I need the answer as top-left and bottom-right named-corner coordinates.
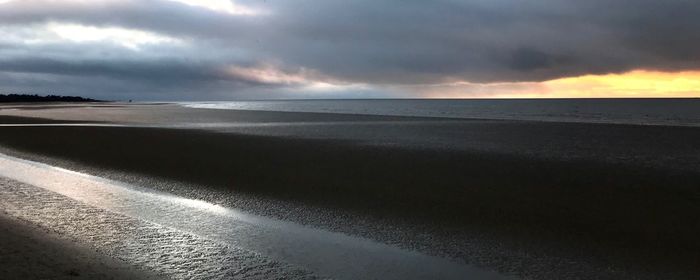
top-left (421, 70), bottom-right (700, 98)
top-left (541, 70), bottom-right (700, 98)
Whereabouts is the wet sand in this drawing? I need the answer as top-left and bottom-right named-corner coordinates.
top-left (0, 175), bottom-right (317, 279)
top-left (0, 208), bottom-right (159, 280)
top-left (1, 103), bottom-right (700, 279)
top-left (0, 156), bottom-right (506, 280)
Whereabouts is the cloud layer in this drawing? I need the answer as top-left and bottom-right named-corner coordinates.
top-left (1, 0), bottom-right (699, 99)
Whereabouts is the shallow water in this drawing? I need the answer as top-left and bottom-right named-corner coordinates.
top-left (0, 153), bottom-right (514, 280)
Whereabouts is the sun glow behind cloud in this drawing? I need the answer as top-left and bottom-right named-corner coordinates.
top-left (226, 65), bottom-right (315, 85)
top-left (225, 64), bottom-right (371, 94)
top-left (0, 22), bottom-right (184, 51)
top-left (419, 70), bottom-right (700, 98)
top-left (165, 0), bottom-right (260, 15)
top-left (47, 23), bottom-right (184, 50)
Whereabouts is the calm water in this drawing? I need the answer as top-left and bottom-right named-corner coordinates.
top-left (182, 99), bottom-right (700, 126)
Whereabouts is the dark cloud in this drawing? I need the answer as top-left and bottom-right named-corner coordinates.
top-left (0, 0), bottom-right (699, 99)
top-left (508, 48), bottom-right (554, 71)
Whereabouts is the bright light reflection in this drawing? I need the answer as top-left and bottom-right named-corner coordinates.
top-left (164, 195), bottom-right (229, 215)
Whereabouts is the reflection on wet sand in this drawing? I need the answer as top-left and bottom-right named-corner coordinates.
top-left (0, 153), bottom-right (512, 280)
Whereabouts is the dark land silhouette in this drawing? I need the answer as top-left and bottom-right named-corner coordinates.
top-left (0, 94), bottom-right (101, 103)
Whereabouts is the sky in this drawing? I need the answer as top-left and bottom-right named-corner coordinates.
top-left (0, 0), bottom-right (699, 100)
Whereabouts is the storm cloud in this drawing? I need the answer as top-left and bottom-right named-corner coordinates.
top-left (0, 0), bottom-right (699, 99)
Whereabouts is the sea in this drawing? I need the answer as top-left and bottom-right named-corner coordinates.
top-left (181, 98), bottom-right (700, 127)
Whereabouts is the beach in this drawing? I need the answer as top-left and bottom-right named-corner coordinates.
top-left (1, 102), bottom-right (700, 279)
top-left (0, 208), bottom-right (158, 280)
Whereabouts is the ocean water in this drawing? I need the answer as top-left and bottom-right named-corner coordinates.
top-left (182, 98), bottom-right (700, 126)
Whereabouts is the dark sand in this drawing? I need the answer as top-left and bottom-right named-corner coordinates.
top-left (1, 103), bottom-right (700, 279)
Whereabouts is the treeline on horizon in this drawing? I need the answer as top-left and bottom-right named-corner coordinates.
top-left (0, 94), bottom-right (101, 103)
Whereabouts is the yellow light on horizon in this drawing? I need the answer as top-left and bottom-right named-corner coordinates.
top-left (420, 70), bottom-right (700, 98)
top-left (543, 70), bottom-right (700, 98)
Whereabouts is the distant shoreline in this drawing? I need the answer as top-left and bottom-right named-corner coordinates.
top-left (0, 94), bottom-right (102, 103)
